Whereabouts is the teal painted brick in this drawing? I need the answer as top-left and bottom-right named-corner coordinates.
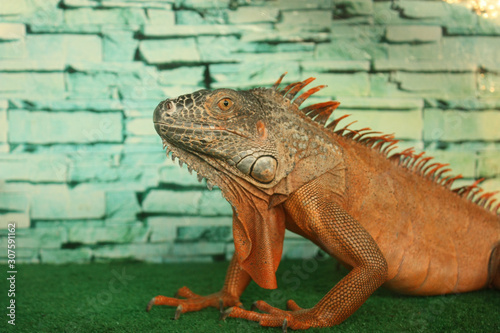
top-left (179, 0), bottom-right (229, 10)
top-left (424, 109), bottom-right (500, 142)
top-left (280, 10), bottom-right (332, 29)
top-left (387, 43), bottom-right (440, 61)
top-left (175, 10), bottom-right (206, 25)
top-left (197, 36), bottom-right (240, 62)
top-left (429, 99), bottom-right (500, 110)
top-left (228, 7), bottom-right (279, 24)
top-left (147, 216), bottom-right (176, 242)
top-left (10, 227), bottom-right (67, 249)
top-left (301, 60), bottom-right (370, 72)
top-left (391, 72), bottom-right (476, 99)
top-left (142, 190), bottom-right (202, 214)
top-left (61, 0), bottom-right (100, 7)
top-left (0, 60), bottom-right (64, 71)
top-left (64, 8), bottom-right (147, 26)
top-left (392, 0), bottom-right (448, 19)
top-left (241, 30), bottom-right (329, 43)
top-left (374, 59), bottom-right (476, 72)
top-left (126, 118), bottom-right (156, 136)
top-left (441, 37), bottom-right (500, 65)
top-left (338, 97), bottom-right (424, 110)
top-left (177, 225), bottom-right (231, 242)
top-left (332, 109), bottom-right (423, 140)
top-left (0, 246), bottom-right (38, 263)
top-left (198, 190), bottom-right (232, 216)
top-left (0, 23), bottom-right (26, 40)
top-left (0, 0), bottom-right (27, 15)
top-left (210, 61), bottom-right (300, 88)
top-left (66, 71), bottom-right (143, 96)
top-left (157, 66), bottom-right (205, 86)
top-left (0, 109), bottom-right (6, 143)
top-left (139, 38), bottom-right (200, 64)
top-left (302, 72), bottom-right (370, 98)
top-left (0, 73), bottom-right (64, 95)
top-left (0, 213), bottom-right (30, 229)
top-left (172, 242), bottom-right (225, 256)
top-left (8, 111), bottom-right (123, 144)
top-left (105, 191), bottom-right (141, 222)
top-left (93, 243), bottom-right (172, 262)
top-left (31, 188), bottom-right (106, 220)
top-left (40, 248), bottom-right (92, 264)
top-left (239, 42), bottom-right (315, 54)
top-left (315, 41), bottom-right (374, 60)
top-left (142, 24), bottom-right (237, 37)
top-left (263, 0), bottom-right (333, 10)
top-left (158, 162), bottom-right (206, 187)
top-left (23, 98), bottom-right (123, 111)
top-left (425, 151), bottom-right (477, 179)
top-left (478, 151), bottom-right (500, 178)
top-left (26, 34), bottom-right (102, 63)
top-left (0, 0), bottom-right (63, 25)
top-left (282, 239), bottom-right (320, 259)
top-left (0, 154), bottom-right (68, 182)
top-left (103, 29), bottom-right (138, 62)
top-left (386, 25), bottom-right (442, 43)
top-left (0, 192), bottom-right (29, 212)
top-left (478, 73), bottom-right (500, 98)
top-left (146, 9), bottom-right (175, 25)
top-left (333, 0), bottom-right (373, 16)
top-left (68, 223), bottom-right (149, 244)
top-left (237, 51), bottom-right (315, 62)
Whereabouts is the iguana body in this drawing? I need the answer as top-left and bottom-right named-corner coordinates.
top-left (150, 74), bottom-right (500, 330)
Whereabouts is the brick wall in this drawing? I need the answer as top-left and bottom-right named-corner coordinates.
top-left (0, 0), bottom-right (499, 264)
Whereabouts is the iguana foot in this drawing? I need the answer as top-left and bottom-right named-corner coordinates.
top-left (146, 286), bottom-right (242, 319)
top-left (224, 299), bottom-right (326, 331)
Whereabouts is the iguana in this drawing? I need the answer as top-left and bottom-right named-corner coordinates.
top-left (149, 73), bottom-right (500, 331)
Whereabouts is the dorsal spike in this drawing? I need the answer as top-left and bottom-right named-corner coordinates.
top-left (280, 81), bottom-right (302, 97)
top-left (302, 101), bottom-right (340, 114)
top-left (486, 198), bottom-right (497, 210)
top-left (294, 85), bottom-right (327, 106)
top-left (343, 129), bottom-right (359, 139)
top-left (335, 120), bottom-right (358, 136)
top-left (286, 77), bottom-right (316, 100)
top-left (273, 72), bottom-right (287, 90)
top-left (415, 156), bottom-right (433, 172)
top-left (314, 108), bottom-right (337, 125)
top-left (444, 174), bottom-right (463, 189)
top-left (326, 114), bottom-right (350, 131)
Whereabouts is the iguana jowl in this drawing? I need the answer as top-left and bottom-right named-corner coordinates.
top-left (150, 73), bottom-right (500, 330)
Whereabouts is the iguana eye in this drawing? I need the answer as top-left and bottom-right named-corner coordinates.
top-left (217, 98), bottom-right (233, 112)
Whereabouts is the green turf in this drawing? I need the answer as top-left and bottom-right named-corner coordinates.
top-left (1, 259), bottom-right (499, 332)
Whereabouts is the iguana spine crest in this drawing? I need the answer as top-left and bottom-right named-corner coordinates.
top-left (275, 73), bottom-right (500, 216)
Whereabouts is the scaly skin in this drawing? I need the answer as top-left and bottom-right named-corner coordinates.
top-left (150, 74), bottom-right (500, 330)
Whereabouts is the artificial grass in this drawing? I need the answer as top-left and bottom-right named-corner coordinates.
top-left (1, 259), bottom-right (498, 332)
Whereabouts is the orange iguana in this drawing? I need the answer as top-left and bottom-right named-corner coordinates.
top-left (150, 73), bottom-right (500, 330)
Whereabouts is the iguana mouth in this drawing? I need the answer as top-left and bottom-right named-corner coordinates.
top-left (153, 121), bottom-right (249, 140)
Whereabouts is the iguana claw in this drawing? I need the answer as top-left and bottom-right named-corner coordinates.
top-left (174, 305), bottom-right (183, 320)
top-left (219, 307), bottom-right (233, 321)
top-left (282, 318), bottom-right (288, 333)
top-left (145, 298), bottom-right (155, 312)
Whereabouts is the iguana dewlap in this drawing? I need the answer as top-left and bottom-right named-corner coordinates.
top-left (149, 74), bottom-right (500, 330)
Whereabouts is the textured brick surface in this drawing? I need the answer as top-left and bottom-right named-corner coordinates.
top-left (0, 0), bottom-right (498, 264)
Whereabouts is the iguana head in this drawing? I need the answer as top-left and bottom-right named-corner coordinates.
top-left (153, 74), bottom-right (341, 193)
top-left (153, 87), bottom-right (283, 188)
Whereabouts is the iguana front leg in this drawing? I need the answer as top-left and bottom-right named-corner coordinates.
top-left (226, 181), bottom-right (389, 329)
top-left (146, 253), bottom-right (251, 318)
